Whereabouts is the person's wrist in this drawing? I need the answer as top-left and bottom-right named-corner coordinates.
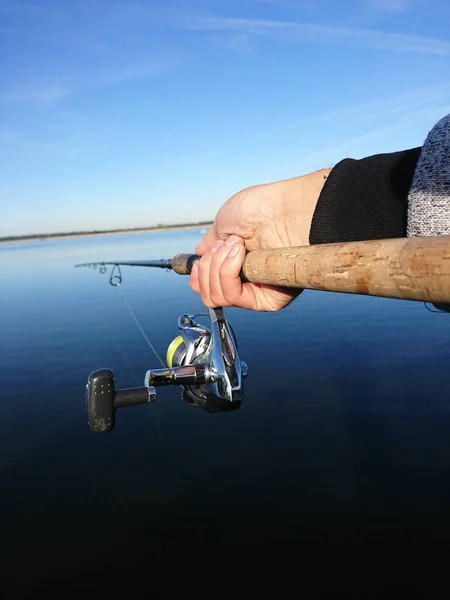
top-left (278, 168), bottom-right (332, 246)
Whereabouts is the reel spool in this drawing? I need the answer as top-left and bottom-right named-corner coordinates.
top-left (166, 334), bottom-right (204, 408)
top-left (165, 317), bottom-right (210, 408)
top-left (166, 335), bottom-right (187, 369)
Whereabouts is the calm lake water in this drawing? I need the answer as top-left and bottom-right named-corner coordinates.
top-left (2, 228), bottom-right (450, 592)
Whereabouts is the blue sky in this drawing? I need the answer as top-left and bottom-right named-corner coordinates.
top-left (1, 0), bottom-right (450, 236)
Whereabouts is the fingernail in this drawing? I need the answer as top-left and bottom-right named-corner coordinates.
top-left (211, 240), bottom-right (225, 254)
top-left (225, 235), bottom-right (240, 247)
top-left (228, 243), bottom-right (240, 258)
top-left (191, 260), bottom-right (198, 273)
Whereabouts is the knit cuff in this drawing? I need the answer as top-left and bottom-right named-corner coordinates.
top-left (309, 147), bottom-right (422, 244)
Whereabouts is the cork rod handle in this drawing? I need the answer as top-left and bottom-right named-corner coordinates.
top-left (172, 236), bottom-right (450, 303)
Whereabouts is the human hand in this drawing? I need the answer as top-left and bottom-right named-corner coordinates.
top-left (189, 169), bottom-right (331, 311)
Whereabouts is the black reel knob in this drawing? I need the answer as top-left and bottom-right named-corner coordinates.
top-left (86, 369), bottom-right (154, 433)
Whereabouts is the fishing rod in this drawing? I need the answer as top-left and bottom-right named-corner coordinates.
top-left (75, 258), bottom-right (191, 286)
top-left (76, 257), bottom-right (248, 434)
top-left (77, 235), bottom-right (450, 434)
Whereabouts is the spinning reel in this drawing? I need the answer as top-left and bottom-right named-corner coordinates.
top-left (86, 307), bottom-right (248, 433)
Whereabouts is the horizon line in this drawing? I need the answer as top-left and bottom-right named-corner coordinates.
top-left (0, 221), bottom-right (214, 244)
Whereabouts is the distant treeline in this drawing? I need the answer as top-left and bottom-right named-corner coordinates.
top-left (0, 221), bottom-right (213, 243)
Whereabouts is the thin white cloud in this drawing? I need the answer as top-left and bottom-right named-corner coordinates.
top-left (368, 0), bottom-right (409, 13)
top-left (0, 131), bottom-right (20, 144)
top-left (310, 104), bottom-right (450, 161)
top-left (251, 82), bottom-right (450, 141)
top-left (243, 0), bottom-right (316, 5)
top-left (0, 130), bottom-right (63, 151)
top-left (0, 1), bottom-right (181, 105)
top-left (0, 56), bottom-right (178, 105)
top-left (183, 16), bottom-right (450, 55)
top-left (0, 84), bottom-right (68, 104)
top-left (226, 33), bottom-right (257, 54)
top-left (185, 82), bottom-right (450, 166)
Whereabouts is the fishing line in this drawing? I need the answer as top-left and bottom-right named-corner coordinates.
top-left (98, 304), bottom-right (142, 388)
top-left (114, 285), bottom-right (165, 445)
top-left (96, 288), bottom-right (164, 445)
top-left (117, 285), bottom-right (166, 368)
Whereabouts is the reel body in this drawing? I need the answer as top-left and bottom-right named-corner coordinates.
top-left (86, 308), bottom-right (248, 432)
top-left (163, 310), bottom-right (246, 412)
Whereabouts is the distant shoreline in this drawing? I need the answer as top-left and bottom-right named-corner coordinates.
top-left (0, 222), bottom-right (213, 245)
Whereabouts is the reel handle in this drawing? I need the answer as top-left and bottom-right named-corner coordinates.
top-left (86, 366), bottom-right (206, 433)
top-left (86, 369), bottom-right (155, 433)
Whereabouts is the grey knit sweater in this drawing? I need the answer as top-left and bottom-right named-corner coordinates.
top-left (310, 112), bottom-right (450, 245)
top-left (407, 113), bottom-right (450, 238)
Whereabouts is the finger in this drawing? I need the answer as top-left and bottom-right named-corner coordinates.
top-left (218, 241), bottom-right (255, 309)
top-left (192, 241), bottom-right (300, 311)
top-left (189, 259), bottom-right (200, 294)
top-left (196, 227), bottom-right (218, 256)
top-left (219, 241), bottom-right (274, 311)
top-left (198, 240), bottom-right (225, 307)
top-left (209, 235), bottom-right (241, 307)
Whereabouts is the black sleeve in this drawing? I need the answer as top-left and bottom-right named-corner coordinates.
top-left (309, 147), bottom-right (423, 244)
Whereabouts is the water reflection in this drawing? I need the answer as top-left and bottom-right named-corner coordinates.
top-left (2, 229), bottom-right (450, 592)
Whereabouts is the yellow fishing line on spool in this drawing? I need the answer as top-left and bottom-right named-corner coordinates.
top-left (166, 335), bottom-right (185, 368)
